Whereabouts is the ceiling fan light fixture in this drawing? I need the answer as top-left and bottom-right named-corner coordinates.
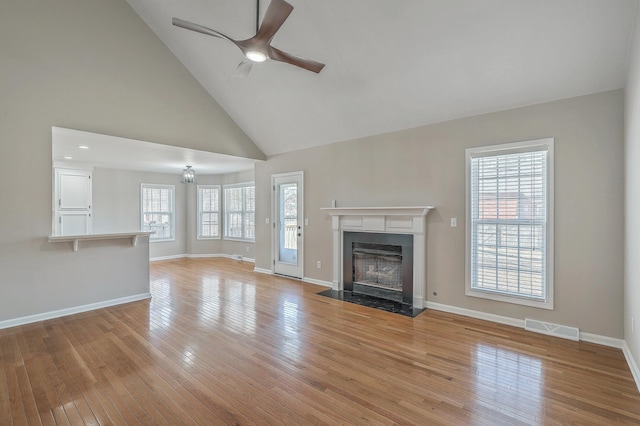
top-left (246, 50), bottom-right (267, 62)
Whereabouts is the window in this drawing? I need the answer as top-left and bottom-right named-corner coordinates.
top-left (466, 138), bottom-right (554, 309)
top-left (224, 183), bottom-right (255, 241)
top-left (141, 184), bottom-right (175, 242)
top-left (197, 185), bottom-right (220, 239)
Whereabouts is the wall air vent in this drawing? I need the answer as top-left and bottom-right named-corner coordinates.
top-left (524, 318), bottom-right (579, 341)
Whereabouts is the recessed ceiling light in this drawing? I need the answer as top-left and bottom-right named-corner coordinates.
top-left (78, 145), bottom-right (89, 149)
top-left (63, 156), bottom-right (73, 160)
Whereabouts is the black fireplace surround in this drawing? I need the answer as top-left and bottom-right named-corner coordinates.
top-left (343, 231), bottom-right (414, 305)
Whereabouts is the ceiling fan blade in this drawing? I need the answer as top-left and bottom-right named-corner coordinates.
top-left (172, 18), bottom-right (236, 44)
top-left (268, 46), bottom-right (325, 73)
top-left (252, 0), bottom-right (294, 45)
top-left (233, 60), bottom-right (253, 78)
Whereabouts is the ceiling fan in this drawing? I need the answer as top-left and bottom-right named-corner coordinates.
top-left (172, 0), bottom-right (325, 77)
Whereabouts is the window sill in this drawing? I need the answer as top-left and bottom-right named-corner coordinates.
top-left (465, 287), bottom-right (554, 310)
top-left (197, 236), bottom-right (221, 241)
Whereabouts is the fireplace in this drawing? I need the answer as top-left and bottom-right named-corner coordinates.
top-left (321, 206), bottom-right (433, 309)
top-left (344, 232), bottom-right (413, 304)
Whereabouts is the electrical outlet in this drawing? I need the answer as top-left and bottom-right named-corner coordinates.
top-left (450, 218), bottom-right (457, 227)
top-left (632, 316), bottom-right (636, 334)
top-left (246, 246), bottom-right (249, 252)
top-left (265, 218), bottom-right (270, 224)
top-left (316, 261), bottom-right (322, 269)
top-left (305, 218), bottom-right (309, 226)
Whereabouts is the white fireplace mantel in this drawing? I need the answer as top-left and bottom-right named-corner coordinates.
top-left (321, 206), bottom-right (434, 308)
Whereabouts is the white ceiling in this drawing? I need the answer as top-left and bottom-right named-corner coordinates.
top-left (52, 127), bottom-right (259, 175)
top-left (127, 0), bottom-right (638, 157)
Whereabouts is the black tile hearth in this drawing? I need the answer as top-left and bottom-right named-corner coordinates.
top-left (317, 289), bottom-right (425, 318)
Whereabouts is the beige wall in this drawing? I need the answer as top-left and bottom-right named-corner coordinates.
top-left (256, 90), bottom-right (624, 338)
top-left (93, 168), bottom-right (255, 260)
top-left (93, 168), bottom-right (189, 259)
top-left (0, 0), bottom-right (263, 323)
top-left (187, 170), bottom-right (256, 259)
top-left (625, 8), bottom-right (640, 377)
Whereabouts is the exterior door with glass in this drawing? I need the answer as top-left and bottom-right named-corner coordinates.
top-left (272, 172), bottom-right (303, 278)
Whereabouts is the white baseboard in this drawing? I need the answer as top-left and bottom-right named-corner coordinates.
top-left (150, 254), bottom-right (188, 262)
top-left (189, 253), bottom-right (255, 263)
top-left (426, 301), bottom-right (525, 328)
top-left (580, 332), bottom-right (624, 348)
top-left (425, 301), bottom-right (626, 351)
top-left (254, 267), bottom-right (273, 275)
top-left (187, 253), bottom-right (225, 259)
top-left (303, 277), bottom-right (333, 287)
top-left (0, 293), bottom-right (152, 330)
top-left (150, 253), bottom-right (256, 263)
top-left (622, 342), bottom-right (640, 393)
top-left (149, 253), bottom-right (256, 263)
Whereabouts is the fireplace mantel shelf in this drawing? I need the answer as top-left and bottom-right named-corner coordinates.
top-left (321, 206), bottom-right (434, 217)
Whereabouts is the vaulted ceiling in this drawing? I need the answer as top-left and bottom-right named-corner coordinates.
top-left (127, 0), bottom-right (637, 157)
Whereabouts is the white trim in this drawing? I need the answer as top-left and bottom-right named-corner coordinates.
top-left (426, 301), bottom-right (525, 328)
top-left (322, 206), bottom-right (434, 309)
top-left (321, 206), bottom-right (434, 217)
top-left (580, 332), bottom-right (624, 349)
top-left (623, 341), bottom-right (640, 393)
top-left (465, 138), bottom-right (555, 310)
top-left (272, 171), bottom-right (305, 279)
top-left (303, 277), bottom-right (333, 287)
top-left (425, 301), bottom-right (626, 351)
top-left (223, 182), bottom-right (256, 241)
top-left (49, 232), bottom-right (152, 252)
top-left (197, 184), bottom-right (221, 240)
top-left (150, 254), bottom-right (188, 262)
top-left (141, 183), bottom-right (176, 242)
top-left (150, 253), bottom-right (256, 263)
top-left (186, 253), bottom-right (225, 259)
top-left (254, 267), bottom-right (273, 275)
top-left (0, 293), bottom-right (151, 330)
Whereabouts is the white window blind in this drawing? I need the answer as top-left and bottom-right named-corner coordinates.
top-left (141, 184), bottom-right (175, 241)
top-left (224, 183), bottom-right (255, 241)
top-left (467, 139), bottom-right (553, 308)
top-left (198, 185), bottom-right (220, 239)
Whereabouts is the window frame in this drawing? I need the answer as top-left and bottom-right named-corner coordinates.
top-left (197, 185), bottom-right (221, 240)
top-left (223, 182), bottom-right (255, 242)
top-left (140, 183), bottom-right (175, 243)
top-left (465, 138), bottom-right (554, 310)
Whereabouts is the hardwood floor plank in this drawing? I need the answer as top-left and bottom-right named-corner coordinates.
top-left (1, 258), bottom-right (639, 425)
top-left (2, 333), bottom-right (28, 425)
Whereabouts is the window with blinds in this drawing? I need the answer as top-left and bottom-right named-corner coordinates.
top-left (141, 184), bottom-right (175, 242)
top-left (224, 183), bottom-right (255, 241)
top-left (197, 185), bottom-right (220, 239)
top-left (466, 139), bottom-right (554, 309)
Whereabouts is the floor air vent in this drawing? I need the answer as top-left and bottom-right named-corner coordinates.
top-left (524, 318), bottom-right (579, 341)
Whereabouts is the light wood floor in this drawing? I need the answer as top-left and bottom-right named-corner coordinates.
top-left (1, 258), bottom-right (639, 425)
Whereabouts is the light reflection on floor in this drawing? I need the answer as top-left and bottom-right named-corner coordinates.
top-left (222, 279), bottom-right (257, 335)
top-left (474, 343), bottom-right (543, 424)
top-left (199, 276), bottom-right (221, 326)
top-left (281, 299), bottom-right (303, 358)
top-left (149, 277), bottom-right (172, 332)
